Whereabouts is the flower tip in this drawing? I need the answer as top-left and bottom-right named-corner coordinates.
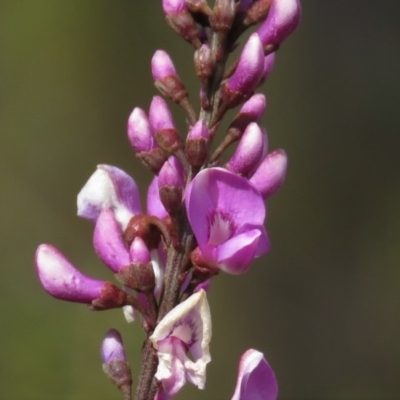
top-left (232, 349), bottom-right (278, 400)
top-left (101, 329), bottom-right (127, 364)
top-left (35, 244), bottom-right (105, 303)
top-left (162, 0), bottom-right (187, 15)
top-left (127, 107), bottom-right (155, 153)
top-left (227, 33), bottom-right (264, 94)
top-left (151, 50), bottom-right (177, 81)
top-left (258, 0), bottom-right (302, 48)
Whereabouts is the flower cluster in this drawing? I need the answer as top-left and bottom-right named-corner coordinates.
top-left (35, 1), bottom-right (301, 399)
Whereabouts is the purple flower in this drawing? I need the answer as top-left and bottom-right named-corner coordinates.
top-left (185, 168), bottom-right (269, 274)
top-left (150, 290), bottom-right (211, 397)
top-left (257, 0), bottom-right (301, 49)
top-left (35, 244), bottom-right (106, 303)
top-left (231, 349), bottom-right (278, 400)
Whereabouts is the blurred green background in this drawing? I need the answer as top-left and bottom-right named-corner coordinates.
top-left (1, 1), bottom-right (400, 399)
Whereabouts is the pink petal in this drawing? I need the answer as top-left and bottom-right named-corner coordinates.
top-left (231, 349), bottom-right (278, 400)
top-left (93, 209), bottom-right (130, 272)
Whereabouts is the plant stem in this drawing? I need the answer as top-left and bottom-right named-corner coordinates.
top-left (135, 25), bottom-right (231, 400)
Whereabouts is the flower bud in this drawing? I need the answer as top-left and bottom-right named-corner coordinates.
top-left (93, 209), bottom-right (130, 273)
top-left (149, 96), bottom-right (183, 154)
top-left (101, 329), bottom-right (132, 399)
top-left (115, 238), bottom-right (155, 293)
top-left (36, 244), bottom-right (106, 303)
top-left (257, 0), bottom-right (301, 51)
top-left (226, 93), bottom-right (266, 142)
top-left (163, 0), bottom-right (201, 48)
top-left (186, 119), bottom-right (210, 167)
top-left (158, 157), bottom-right (185, 214)
top-left (152, 50), bottom-right (188, 104)
top-left (222, 33), bottom-right (264, 108)
top-left (226, 122), bottom-right (264, 176)
top-left (249, 149), bottom-right (288, 198)
top-left (194, 44), bottom-right (215, 79)
top-left (127, 107), bottom-right (156, 154)
top-left (210, 0), bottom-right (236, 32)
top-left (101, 329), bottom-right (128, 364)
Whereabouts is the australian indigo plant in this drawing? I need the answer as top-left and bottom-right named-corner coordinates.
top-left (35, 1), bottom-right (301, 399)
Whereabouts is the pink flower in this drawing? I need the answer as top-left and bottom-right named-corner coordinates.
top-left (185, 168), bottom-right (269, 274)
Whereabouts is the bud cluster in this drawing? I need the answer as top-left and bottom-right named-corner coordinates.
top-left (35, 1), bottom-right (301, 399)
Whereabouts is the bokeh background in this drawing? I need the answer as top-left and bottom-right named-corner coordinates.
top-left (1, 1), bottom-right (400, 399)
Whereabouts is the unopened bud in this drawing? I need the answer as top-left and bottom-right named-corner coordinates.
top-left (257, 0), bottom-right (301, 52)
top-left (226, 122), bottom-right (264, 176)
top-left (127, 107), bottom-right (156, 154)
top-left (249, 149), bottom-right (288, 198)
top-left (210, 0), bottom-right (236, 32)
top-left (222, 33), bottom-right (264, 108)
top-left (186, 120), bottom-right (210, 167)
top-left (158, 157), bottom-right (185, 214)
top-left (163, 0), bottom-right (201, 47)
top-left (226, 93), bottom-right (267, 142)
top-left (35, 244), bottom-right (126, 310)
top-left (149, 96), bottom-right (183, 154)
top-left (101, 329), bottom-right (132, 399)
top-left (194, 44), bottom-right (215, 79)
top-left (152, 50), bottom-right (188, 104)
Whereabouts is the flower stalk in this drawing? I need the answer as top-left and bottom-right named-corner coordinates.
top-left (35, 1), bottom-right (301, 399)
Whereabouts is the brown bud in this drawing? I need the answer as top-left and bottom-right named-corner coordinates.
top-left (194, 44), bottom-right (215, 79)
top-left (154, 75), bottom-right (188, 105)
top-left (210, 0), bottom-right (236, 32)
top-left (166, 12), bottom-right (202, 48)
